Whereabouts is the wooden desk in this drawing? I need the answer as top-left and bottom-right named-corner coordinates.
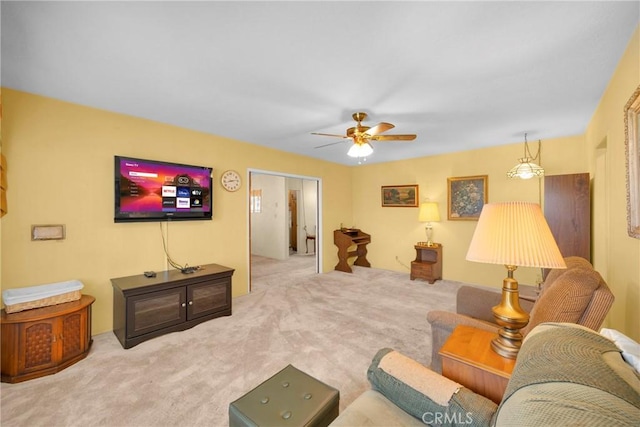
top-left (439, 325), bottom-right (515, 404)
top-left (333, 229), bottom-right (371, 273)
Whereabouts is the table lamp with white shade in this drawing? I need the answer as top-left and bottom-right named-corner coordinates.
top-left (466, 201), bottom-right (566, 358)
top-left (418, 201), bottom-right (441, 247)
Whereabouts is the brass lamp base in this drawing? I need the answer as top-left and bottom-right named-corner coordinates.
top-left (491, 327), bottom-right (525, 359)
top-left (491, 266), bottom-right (530, 359)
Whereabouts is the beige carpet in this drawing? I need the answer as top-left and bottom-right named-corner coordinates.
top-left (1, 265), bottom-right (463, 427)
top-left (251, 253), bottom-right (316, 292)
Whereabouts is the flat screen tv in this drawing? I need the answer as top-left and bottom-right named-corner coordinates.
top-left (114, 155), bottom-right (213, 222)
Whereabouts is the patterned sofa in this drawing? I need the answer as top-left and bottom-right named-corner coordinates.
top-left (329, 323), bottom-right (640, 426)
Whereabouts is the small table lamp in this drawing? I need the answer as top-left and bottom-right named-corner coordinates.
top-left (466, 202), bottom-right (566, 359)
top-left (418, 202), bottom-right (441, 247)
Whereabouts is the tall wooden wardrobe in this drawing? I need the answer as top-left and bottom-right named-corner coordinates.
top-left (543, 173), bottom-right (591, 265)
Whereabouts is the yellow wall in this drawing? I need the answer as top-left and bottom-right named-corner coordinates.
top-left (0, 89), bottom-right (352, 334)
top-left (350, 26), bottom-right (640, 341)
top-left (2, 26), bottom-right (639, 341)
top-left (351, 135), bottom-right (587, 289)
top-left (585, 26), bottom-right (640, 339)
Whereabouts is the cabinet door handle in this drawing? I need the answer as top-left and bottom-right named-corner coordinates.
top-left (188, 301), bottom-right (193, 306)
top-left (181, 302), bottom-right (186, 307)
top-left (52, 335), bottom-right (57, 343)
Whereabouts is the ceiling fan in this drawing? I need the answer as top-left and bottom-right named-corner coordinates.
top-left (312, 112), bottom-right (417, 159)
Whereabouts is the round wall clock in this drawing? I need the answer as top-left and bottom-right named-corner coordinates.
top-left (220, 170), bottom-right (241, 192)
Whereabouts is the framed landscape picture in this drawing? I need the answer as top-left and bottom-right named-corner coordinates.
top-left (447, 175), bottom-right (488, 220)
top-left (381, 185), bottom-right (419, 207)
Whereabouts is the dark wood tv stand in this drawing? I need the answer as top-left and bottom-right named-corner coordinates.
top-left (111, 264), bottom-right (234, 349)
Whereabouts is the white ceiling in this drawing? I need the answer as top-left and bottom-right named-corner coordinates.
top-left (2, 1), bottom-right (639, 166)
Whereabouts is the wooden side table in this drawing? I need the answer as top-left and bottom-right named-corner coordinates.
top-left (439, 325), bottom-right (515, 404)
top-left (1, 295), bottom-right (95, 383)
top-left (410, 243), bottom-right (442, 283)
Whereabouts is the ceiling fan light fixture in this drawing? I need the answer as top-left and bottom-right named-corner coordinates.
top-left (347, 141), bottom-right (373, 158)
top-left (311, 112), bottom-right (416, 161)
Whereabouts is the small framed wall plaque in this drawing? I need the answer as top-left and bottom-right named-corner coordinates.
top-left (31, 224), bottom-right (66, 241)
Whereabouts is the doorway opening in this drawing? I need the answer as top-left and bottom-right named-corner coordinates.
top-left (593, 138), bottom-right (609, 282)
top-left (289, 189), bottom-right (298, 253)
top-left (248, 169), bottom-right (321, 293)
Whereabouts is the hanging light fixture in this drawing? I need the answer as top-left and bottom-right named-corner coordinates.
top-left (507, 133), bottom-right (544, 179)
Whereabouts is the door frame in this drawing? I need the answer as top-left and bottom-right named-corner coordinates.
top-left (247, 168), bottom-right (322, 293)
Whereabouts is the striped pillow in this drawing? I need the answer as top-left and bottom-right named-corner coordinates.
top-left (523, 267), bottom-right (601, 336)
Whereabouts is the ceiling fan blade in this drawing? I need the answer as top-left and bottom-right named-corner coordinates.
top-left (311, 132), bottom-right (350, 139)
top-left (371, 134), bottom-right (417, 141)
top-left (314, 140), bottom-right (351, 149)
top-left (364, 122), bottom-right (394, 137)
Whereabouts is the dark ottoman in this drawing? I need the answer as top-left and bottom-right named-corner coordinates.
top-left (229, 364), bottom-right (340, 427)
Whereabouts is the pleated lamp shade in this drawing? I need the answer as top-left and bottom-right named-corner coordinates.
top-left (466, 202), bottom-right (566, 269)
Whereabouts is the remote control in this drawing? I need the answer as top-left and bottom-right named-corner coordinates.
top-left (144, 271), bottom-right (156, 278)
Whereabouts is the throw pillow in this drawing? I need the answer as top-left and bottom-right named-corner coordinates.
top-left (367, 348), bottom-right (496, 426)
top-left (541, 256), bottom-right (592, 294)
top-left (600, 328), bottom-right (640, 373)
top-left (522, 266), bottom-right (601, 335)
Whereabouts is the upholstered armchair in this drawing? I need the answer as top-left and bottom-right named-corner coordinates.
top-left (427, 256), bottom-right (615, 373)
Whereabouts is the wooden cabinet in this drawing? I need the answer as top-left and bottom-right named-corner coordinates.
top-left (410, 244), bottom-right (442, 283)
top-left (1, 295), bottom-right (95, 383)
top-left (111, 264), bottom-right (234, 349)
top-left (439, 325), bottom-right (515, 404)
top-left (333, 229), bottom-right (371, 273)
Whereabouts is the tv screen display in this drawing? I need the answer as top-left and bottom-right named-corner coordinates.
top-left (115, 156), bottom-right (213, 222)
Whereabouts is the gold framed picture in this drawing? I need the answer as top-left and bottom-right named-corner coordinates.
top-left (381, 185), bottom-right (419, 207)
top-left (624, 85), bottom-right (640, 239)
top-left (447, 175), bottom-right (488, 220)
